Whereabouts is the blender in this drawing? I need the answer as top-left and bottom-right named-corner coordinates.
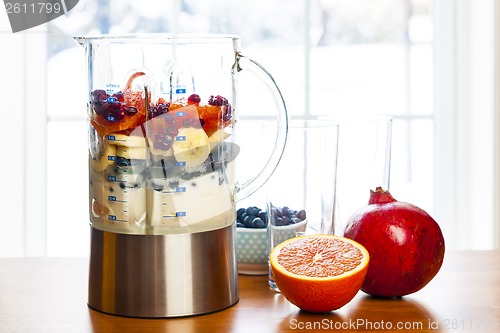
top-left (75, 34), bottom-right (288, 317)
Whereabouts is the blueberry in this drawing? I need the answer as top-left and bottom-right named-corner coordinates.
top-left (239, 212), bottom-right (248, 223)
top-left (208, 95), bottom-right (229, 107)
top-left (272, 207), bottom-right (282, 217)
top-left (236, 222), bottom-right (245, 228)
top-left (115, 156), bottom-right (131, 167)
top-left (282, 216), bottom-right (292, 225)
top-left (251, 217), bottom-right (266, 228)
top-left (275, 217), bottom-right (286, 226)
top-left (246, 206), bottom-right (260, 216)
top-left (282, 206), bottom-right (291, 217)
top-left (237, 208), bottom-right (246, 219)
top-left (152, 183), bottom-right (164, 192)
top-left (243, 215), bottom-right (255, 228)
top-left (92, 89), bottom-right (107, 103)
top-left (257, 211), bottom-right (267, 222)
top-left (297, 209), bottom-right (306, 221)
top-left (168, 180), bottom-right (180, 190)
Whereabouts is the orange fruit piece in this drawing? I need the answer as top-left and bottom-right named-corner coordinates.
top-left (270, 234), bottom-right (370, 313)
top-left (90, 113), bottom-right (145, 137)
top-left (90, 72), bottom-right (149, 137)
top-left (197, 105), bottom-right (229, 137)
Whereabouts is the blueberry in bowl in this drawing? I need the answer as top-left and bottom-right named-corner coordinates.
top-left (235, 206), bottom-right (307, 275)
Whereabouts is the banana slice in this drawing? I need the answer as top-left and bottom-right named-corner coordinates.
top-left (172, 127), bottom-right (210, 168)
top-left (116, 145), bottom-right (147, 160)
top-left (149, 147), bottom-right (175, 162)
top-left (106, 131), bottom-right (151, 160)
top-left (89, 139), bottom-right (116, 172)
top-left (208, 128), bottom-right (231, 149)
top-left (107, 132), bottom-right (147, 147)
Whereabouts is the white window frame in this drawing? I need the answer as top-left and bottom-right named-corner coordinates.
top-left (1, 0), bottom-right (499, 256)
top-left (0, 19), bottom-right (48, 256)
top-left (433, 0), bottom-right (497, 249)
top-left (494, 0), bottom-right (500, 249)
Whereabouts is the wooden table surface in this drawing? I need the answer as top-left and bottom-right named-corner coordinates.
top-left (0, 251), bottom-right (499, 333)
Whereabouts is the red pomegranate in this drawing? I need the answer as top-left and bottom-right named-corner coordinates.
top-left (343, 187), bottom-right (445, 297)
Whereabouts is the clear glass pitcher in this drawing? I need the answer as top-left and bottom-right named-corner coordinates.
top-left (75, 34), bottom-right (288, 235)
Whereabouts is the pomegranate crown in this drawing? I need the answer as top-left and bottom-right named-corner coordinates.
top-left (368, 187), bottom-right (397, 205)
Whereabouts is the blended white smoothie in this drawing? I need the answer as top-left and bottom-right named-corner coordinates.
top-left (89, 139), bottom-right (236, 234)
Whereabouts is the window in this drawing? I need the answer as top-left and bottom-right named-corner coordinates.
top-left (1, 0), bottom-right (497, 256)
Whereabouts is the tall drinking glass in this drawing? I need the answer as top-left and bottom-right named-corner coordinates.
top-left (266, 119), bottom-right (339, 291)
top-left (321, 114), bottom-right (392, 235)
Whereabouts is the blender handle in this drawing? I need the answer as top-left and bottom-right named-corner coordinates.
top-left (233, 53), bottom-right (289, 201)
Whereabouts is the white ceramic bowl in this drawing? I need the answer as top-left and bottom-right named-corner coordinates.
top-left (236, 219), bottom-right (308, 275)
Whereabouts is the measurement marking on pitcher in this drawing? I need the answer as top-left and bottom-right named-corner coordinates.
top-left (162, 212), bottom-right (187, 218)
top-left (107, 195), bottom-right (127, 203)
top-left (108, 215), bottom-right (127, 223)
top-left (162, 187), bottom-right (186, 194)
top-left (107, 175), bottom-right (127, 183)
top-left (106, 135), bottom-right (127, 144)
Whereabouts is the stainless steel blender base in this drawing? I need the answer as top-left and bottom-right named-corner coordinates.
top-left (88, 225), bottom-right (239, 318)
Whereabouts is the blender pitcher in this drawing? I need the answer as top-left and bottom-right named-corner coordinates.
top-left (75, 34), bottom-right (288, 318)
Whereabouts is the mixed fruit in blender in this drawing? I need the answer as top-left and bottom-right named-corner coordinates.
top-left (88, 72), bottom-right (238, 234)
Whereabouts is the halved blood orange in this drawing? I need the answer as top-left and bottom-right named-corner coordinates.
top-left (270, 234), bottom-right (370, 313)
